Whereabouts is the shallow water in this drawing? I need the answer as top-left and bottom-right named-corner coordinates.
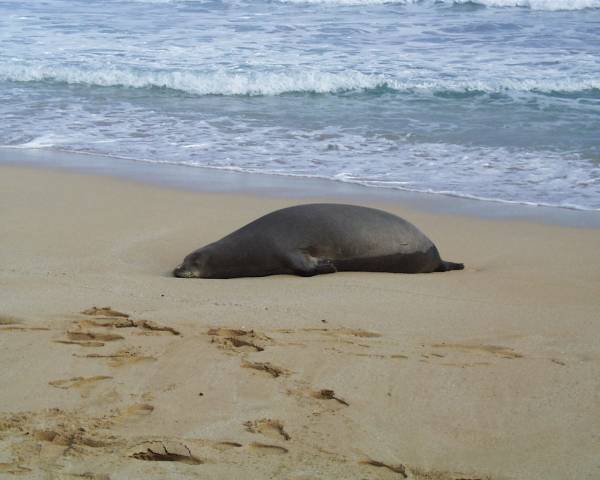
top-left (1, 0), bottom-right (599, 210)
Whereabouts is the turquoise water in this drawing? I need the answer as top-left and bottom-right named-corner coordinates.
top-left (1, 0), bottom-right (599, 209)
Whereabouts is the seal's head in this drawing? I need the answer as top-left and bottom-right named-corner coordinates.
top-left (173, 250), bottom-right (207, 278)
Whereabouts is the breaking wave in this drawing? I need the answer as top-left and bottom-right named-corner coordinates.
top-left (1, 64), bottom-right (599, 96)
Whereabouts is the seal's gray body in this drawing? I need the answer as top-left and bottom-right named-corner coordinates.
top-left (173, 203), bottom-right (463, 279)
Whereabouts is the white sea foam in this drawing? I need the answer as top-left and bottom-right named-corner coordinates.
top-left (0, 65), bottom-right (388, 96)
top-left (3, 121), bottom-right (599, 211)
top-left (451, 0), bottom-right (600, 9)
top-left (2, 134), bottom-right (68, 149)
top-left (117, 155), bottom-right (600, 212)
top-left (2, 64), bottom-right (599, 96)
top-left (278, 0), bottom-right (599, 8)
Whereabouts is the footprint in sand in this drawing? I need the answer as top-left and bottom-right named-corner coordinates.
top-left (74, 348), bottom-right (156, 367)
top-left (132, 320), bottom-right (180, 336)
top-left (360, 459), bottom-right (407, 478)
top-left (65, 331), bottom-right (125, 342)
top-left (53, 329), bottom-right (124, 348)
top-left (213, 441), bottom-right (243, 450)
top-left (431, 343), bottom-right (523, 359)
top-left (49, 376), bottom-right (113, 389)
top-left (79, 317), bottom-right (136, 329)
top-left (360, 460), bottom-right (489, 480)
top-left (81, 306), bottom-right (180, 335)
top-left (0, 409), bottom-right (116, 475)
top-left (81, 306), bottom-right (130, 318)
top-left (244, 418), bottom-right (291, 441)
top-left (208, 327), bottom-right (271, 353)
top-left (48, 376), bottom-right (112, 398)
top-left (56, 308), bottom-right (181, 348)
top-left (311, 389), bottom-right (350, 406)
top-left (130, 441), bottom-right (202, 465)
top-left (112, 404), bottom-right (154, 424)
top-left (242, 361), bottom-right (289, 378)
top-left (249, 442), bottom-right (288, 455)
top-left (33, 429), bottom-right (107, 448)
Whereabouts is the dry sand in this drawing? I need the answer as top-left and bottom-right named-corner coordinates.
top-left (1, 164), bottom-right (599, 480)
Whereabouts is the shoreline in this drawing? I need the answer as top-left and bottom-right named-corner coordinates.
top-left (2, 147), bottom-right (600, 229)
top-left (1, 161), bottom-right (600, 479)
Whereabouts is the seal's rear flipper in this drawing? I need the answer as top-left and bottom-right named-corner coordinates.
top-left (436, 260), bottom-right (464, 272)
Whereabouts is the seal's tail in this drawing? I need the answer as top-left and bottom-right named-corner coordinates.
top-left (436, 260), bottom-right (464, 272)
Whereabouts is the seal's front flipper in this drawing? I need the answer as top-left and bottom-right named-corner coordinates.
top-left (315, 258), bottom-right (337, 275)
top-left (287, 252), bottom-right (337, 277)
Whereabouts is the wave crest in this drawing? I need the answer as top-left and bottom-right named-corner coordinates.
top-left (1, 64), bottom-right (599, 96)
top-left (0, 65), bottom-right (389, 96)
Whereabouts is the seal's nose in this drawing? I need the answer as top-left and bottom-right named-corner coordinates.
top-left (173, 264), bottom-right (199, 278)
top-left (173, 265), bottom-right (187, 278)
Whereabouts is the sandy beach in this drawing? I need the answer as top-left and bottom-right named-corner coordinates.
top-left (1, 163), bottom-right (599, 479)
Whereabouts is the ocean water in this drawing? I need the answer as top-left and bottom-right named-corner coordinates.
top-left (1, 0), bottom-right (599, 210)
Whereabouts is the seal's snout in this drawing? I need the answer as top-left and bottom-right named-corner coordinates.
top-left (173, 264), bottom-right (197, 278)
top-left (173, 265), bottom-right (184, 278)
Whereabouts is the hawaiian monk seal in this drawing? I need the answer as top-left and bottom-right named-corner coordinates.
top-left (173, 203), bottom-right (463, 279)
